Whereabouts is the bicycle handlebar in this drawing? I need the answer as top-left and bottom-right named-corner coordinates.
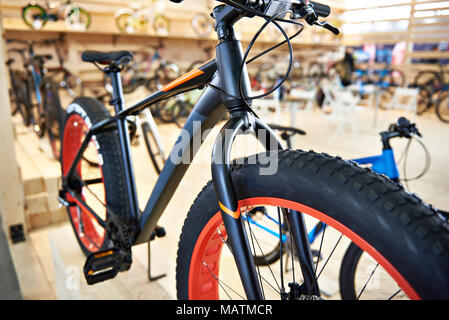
top-left (389, 117), bottom-right (422, 138)
top-left (382, 117), bottom-right (422, 142)
top-left (379, 117), bottom-right (422, 150)
top-left (309, 1), bottom-right (331, 17)
top-left (268, 123), bottom-right (306, 136)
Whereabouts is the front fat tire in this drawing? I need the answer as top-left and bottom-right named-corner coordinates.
top-left (176, 150), bottom-right (449, 300)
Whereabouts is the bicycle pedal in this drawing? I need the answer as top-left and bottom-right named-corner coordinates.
top-left (57, 190), bottom-right (76, 208)
top-left (83, 247), bottom-right (132, 285)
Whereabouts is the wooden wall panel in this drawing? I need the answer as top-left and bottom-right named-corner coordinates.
top-left (0, 10), bottom-right (27, 239)
top-left (1, 0), bottom-right (344, 83)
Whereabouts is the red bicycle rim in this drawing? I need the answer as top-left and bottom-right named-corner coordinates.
top-left (188, 197), bottom-right (420, 300)
top-left (62, 113), bottom-right (106, 253)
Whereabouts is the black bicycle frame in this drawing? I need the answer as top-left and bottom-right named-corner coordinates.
top-left (62, 4), bottom-right (319, 299)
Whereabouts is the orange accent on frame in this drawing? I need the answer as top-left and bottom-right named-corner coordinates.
top-left (160, 69), bottom-right (205, 92)
top-left (218, 201), bottom-right (240, 219)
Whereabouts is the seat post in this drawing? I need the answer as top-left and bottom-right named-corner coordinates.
top-left (107, 65), bottom-right (141, 225)
top-left (108, 66), bottom-right (125, 114)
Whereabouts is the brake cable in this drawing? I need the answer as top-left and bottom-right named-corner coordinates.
top-left (207, 6), bottom-right (305, 114)
top-left (397, 136), bottom-right (431, 191)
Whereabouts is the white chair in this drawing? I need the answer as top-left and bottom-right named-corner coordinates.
top-left (286, 87), bottom-right (317, 127)
top-left (319, 78), bottom-right (363, 146)
top-left (383, 87), bottom-right (419, 114)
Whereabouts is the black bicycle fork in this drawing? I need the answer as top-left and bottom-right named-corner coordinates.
top-left (211, 109), bottom-right (320, 299)
top-left (210, 5), bottom-right (319, 299)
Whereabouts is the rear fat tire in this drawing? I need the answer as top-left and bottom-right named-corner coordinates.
top-left (61, 97), bottom-right (132, 255)
top-left (176, 150), bottom-right (449, 300)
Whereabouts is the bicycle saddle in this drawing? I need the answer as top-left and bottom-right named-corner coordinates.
top-left (81, 50), bottom-right (133, 66)
top-left (268, 124), bottom-right (306, 136)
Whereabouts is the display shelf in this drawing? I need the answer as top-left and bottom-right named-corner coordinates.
top-left (342, 0), bottom-right (449, 82)
top-left (2, 18), bottom-right (342, 48)
top-left (1, 0), bottom-right (343, 47)
top-left (1, 17), bottom-right (217, 42)
top-left (3, 25), bottom-right (341, 85)
top-left (410, 51), bottom-right (449, 59)
top-left (1, 0), bottom-right (343, 88)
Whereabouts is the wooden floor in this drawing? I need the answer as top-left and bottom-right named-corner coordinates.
top-left (7, 88), bottom-right (449, 300)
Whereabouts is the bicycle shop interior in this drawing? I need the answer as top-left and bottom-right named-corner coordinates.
top-left (0, 0), bottom-right (448, 301)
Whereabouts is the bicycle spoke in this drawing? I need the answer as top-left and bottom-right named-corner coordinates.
top-left (202, 262), bottom-right (240, 300)
top-left (244, 211), bottom-right (266, 299)
top-left (277, 207), bottom-right (285, 293)
top-left (316, 234), bottom-right (343, 280)
top-left (216, 226), bottom-right (232, 253)
top-left (315, 224), bottom-right (327, 276)
top-left (215, 220), bottom-right (282, 299)
top-left (388, 289), bottom-right (402, 300)
top-left (283, 209), bottom-right (296, 285)
top-left (76, 207), bottom-right (101, 250)
top-left (356, 263), bottom-right (379, 300)
top-left (246, 210), bottom-right (283, 293)
top-left (312, 223), bottom-right (327, 293)
top-left (204, 253), bottom-right (281, 300)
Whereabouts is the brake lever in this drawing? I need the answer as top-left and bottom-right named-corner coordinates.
top-left (411, 125), bottom-right (423, 138)
top-left (314, 21), bottom-right (340, 35)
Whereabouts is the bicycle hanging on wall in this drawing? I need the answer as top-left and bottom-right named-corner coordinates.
top-left (22, 0), bottom-right (91, 31)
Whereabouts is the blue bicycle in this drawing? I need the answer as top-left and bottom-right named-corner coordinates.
top-left (353, 67), bottom-right (405, 88)
top-left (246, 117), bottom-right (438, 299)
